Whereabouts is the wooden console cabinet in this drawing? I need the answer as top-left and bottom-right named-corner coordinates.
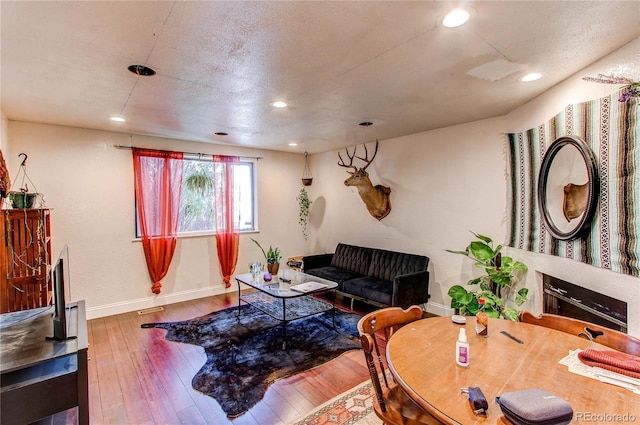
top-left (0, 208), bottom-right (52, 313)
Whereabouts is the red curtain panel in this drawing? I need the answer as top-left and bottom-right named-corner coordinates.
top-left (213, 155), bottom-right (240, 287)
top-left (133, 148), bottom-right (184, 294)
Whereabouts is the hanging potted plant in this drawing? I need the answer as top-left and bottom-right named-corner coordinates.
top-left (297, 186), bottom-right (311, 240)
top-left (301, 151), bottom-right (313, 186)
top-left (181, 168), bottom-right (215, 231)
top-left (6, 153), bottom-right (43, 209)
top-left (9, 188), bottom-right (38, 209)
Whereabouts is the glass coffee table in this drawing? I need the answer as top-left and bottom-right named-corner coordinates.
top-left (235, 270), bottom-right (338, 349)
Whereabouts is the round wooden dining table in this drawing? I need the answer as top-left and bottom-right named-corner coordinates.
top-left (386, 316), bottom-right (639, 424)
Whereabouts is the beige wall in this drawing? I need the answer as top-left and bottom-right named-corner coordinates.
top-left (1, 112), bottom-right (9, 157)
top-left (504, 38), bottom-right (640, 337)
top-left (5, 124), bottom-right (311, 318)
top-left (4, 39), bottom-right (638, 336)
top-left (306, 116), bottom-right (507, 306)
top-left (306, 38), bottom-right (639, 337)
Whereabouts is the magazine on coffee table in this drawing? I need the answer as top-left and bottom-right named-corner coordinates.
top-left (290, 281), bottom-right (328, 293)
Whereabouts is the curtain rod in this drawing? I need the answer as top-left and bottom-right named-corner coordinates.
top-left (113, 144), bottom-right (262, 160)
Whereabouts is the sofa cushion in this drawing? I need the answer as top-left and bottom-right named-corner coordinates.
top-left (330, 243), bottom-right (373, 275)
top-left (305, 267), bottom-right (363, 291)
top-left (342, 277), bottom-right (393, 306)
top-left (367, 249), bottom-right (428, 282)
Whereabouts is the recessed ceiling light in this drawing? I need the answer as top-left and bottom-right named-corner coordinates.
top-left (128, 64), bottom-right (156, 76)
top-left (359, 121), bottom-right (373, 127)
top-left (272, 101), bottom-right (287, 108)
top-left (288, 142), bottom-right (298, 147)
top-left (110, 116), bottom-right (126, 122)
top-left (214, 132), bottom-right (228, 136)
top-left (442, 8), bottom-right (470, 28)
top-left (521, 72), bottom-right (543, 82)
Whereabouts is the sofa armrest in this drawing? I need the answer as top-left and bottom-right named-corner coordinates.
top-left (392, 270), bottom-right (430, 308)
top-left (302, 253), bottom-right (334, 272)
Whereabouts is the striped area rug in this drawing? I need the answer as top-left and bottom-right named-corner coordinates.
top-left (290, 380), bottom-right (382, 425)
top-left (506, 89), bottom-right (639, 277)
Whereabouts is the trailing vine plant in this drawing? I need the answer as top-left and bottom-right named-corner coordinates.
top-left (296, 186), bottom-right (311, 240)
top-left (181, 165), bottom-right (215, 231)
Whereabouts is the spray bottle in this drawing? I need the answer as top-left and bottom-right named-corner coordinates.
top-left (456, 328), bottom-right (470, 367)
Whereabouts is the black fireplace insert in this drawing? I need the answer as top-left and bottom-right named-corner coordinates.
top-left (543, 274), bottom-right (627, 333)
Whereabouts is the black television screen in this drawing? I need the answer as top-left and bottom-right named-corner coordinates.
top-left (48, 245), bottom-right (75, 341)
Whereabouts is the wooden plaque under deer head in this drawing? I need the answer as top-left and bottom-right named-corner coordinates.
top-left (338, 140), bottom-right (391, 220)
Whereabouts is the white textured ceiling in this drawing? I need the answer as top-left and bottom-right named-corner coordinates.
top-left (2, 1), bottom-right (639, 154)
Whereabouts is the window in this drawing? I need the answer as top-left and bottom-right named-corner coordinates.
top-left (135, 156), bottom-right (256, 237)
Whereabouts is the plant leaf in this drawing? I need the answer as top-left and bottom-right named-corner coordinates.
top-left (502, 308), bottom-right (520, 321)
top-left (512, 261), bottom-right (528, 271)
top-left (485, 309), bottom-right (500, 319)
top-left (448, 285), bottom-right (468, 299)
top-left (469, 241), bottom-right (494, 263)
top-left (445, 249), bottom-right (470, 256)
top-left (516, 288), bottom-right (529, 306)
top-left (250, 238), bottom-right (267, 261)
top-left (471, 232), bottom-right (493, 244)
top-left (468, 277), bottom-right (482, 286)
top-left (466, 297), bottom-right (480, 315)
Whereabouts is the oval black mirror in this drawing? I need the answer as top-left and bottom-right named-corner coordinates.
top-left (537, 135), bottom-right (599, 241)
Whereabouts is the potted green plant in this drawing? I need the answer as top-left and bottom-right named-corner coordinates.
top-left (9, 190), bottom-right (38, 209)
top-left (446, 232), bottom-right (528, 321)
top-left (251, 238), bottom-right (282, 275)
top-left (296, 186), bottom-right (311, 240)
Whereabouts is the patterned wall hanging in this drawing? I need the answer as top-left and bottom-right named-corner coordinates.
top-left (506, 89), bottom-right (639, 277)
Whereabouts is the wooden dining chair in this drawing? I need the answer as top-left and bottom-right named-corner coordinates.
top-left (519, 310), bottom-right (640, 355)
top-left (357, 306), bottom-right (443, 425)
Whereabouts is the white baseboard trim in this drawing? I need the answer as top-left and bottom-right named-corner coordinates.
top-left (85, 286), bottom-right (235, 320)
top-left (87, 290), bottom-right (456, 320)
top-left (425, 301), bottom-right (455, 317)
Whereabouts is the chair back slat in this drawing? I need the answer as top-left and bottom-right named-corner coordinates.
top-left (360, 333), bottom-right (387, 412)
top-left (519, 310), bottom-right (640, 355)
top-left (357, 306), bottom-right (424, 412)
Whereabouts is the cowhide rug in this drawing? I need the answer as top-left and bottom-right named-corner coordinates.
top-left (142, 303), bottom-right (361, 417)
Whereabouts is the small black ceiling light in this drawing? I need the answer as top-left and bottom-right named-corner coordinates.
top-left (359, 121), bottom-right (373, 127)
top-left (214, 132), bottom-right (228, 136)
top-left (128, 64), bottom-right (156, 76)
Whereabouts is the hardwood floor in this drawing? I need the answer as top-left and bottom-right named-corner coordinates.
top-left (39, 291), bottom-right (374, 425)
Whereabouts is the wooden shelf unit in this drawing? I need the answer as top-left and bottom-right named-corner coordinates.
top-left (0, 209), bottom-right (52, 313)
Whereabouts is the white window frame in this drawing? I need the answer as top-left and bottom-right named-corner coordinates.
top-left (134, 155), bottom-right (258, 238)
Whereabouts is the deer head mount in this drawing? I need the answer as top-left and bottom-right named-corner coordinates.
top-left (338, 140), bottom-right (391, 220)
